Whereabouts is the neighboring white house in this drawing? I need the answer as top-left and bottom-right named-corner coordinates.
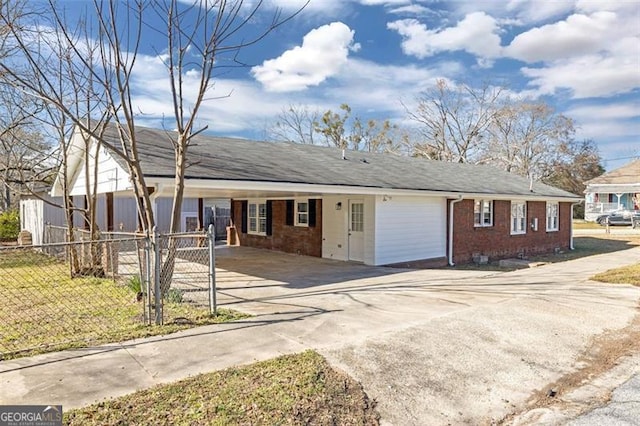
top-left (583, 159), bottom-right (640, 222)
top-left (43, 124), bottom-right (580, 266)
top-left (19, 192), bottom-right (86, 246)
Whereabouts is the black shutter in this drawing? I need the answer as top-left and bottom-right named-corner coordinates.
top-left (241, 200), bottom-right (248, 234)
top-left (266, 200), bottom-right (273, 236)
top-left (308, 199), bottom-right (317, 227)
top-left (286, 200), bottom-right (294, 226)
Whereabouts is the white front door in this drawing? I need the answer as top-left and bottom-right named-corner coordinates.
top-left (348, 200), bottom-right (365, 262)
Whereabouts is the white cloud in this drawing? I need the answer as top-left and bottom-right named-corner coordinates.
top-left (388, 5), bottom-right (432, 16)
top-left (264, 0), bottom-right (345, 13)
top-left (501, 5), bottom-right (640, 99)
top-left (575, 0), bottom-right (638, 14)
top-left (444, 0), bottom-right (575, 25)
top-left (505, 12), bottom-right (621, 62)
top-left (358, 0), bottom-right (410, 5)
top-left (566, 102), bottom-right (640, 121)
top-left (387, 12), bottom-right (502, 62)
top-left (521, 41), bottom-right (640, 99)
top-left (251, 22), bottom-right (359, 92)
top-left (325, 58), bottom-right (461, 115)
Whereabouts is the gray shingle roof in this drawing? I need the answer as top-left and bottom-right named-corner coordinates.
top-left (103, 124), bottom-right (579, 199)
top-left (585, 159), bottom-right (640, 185)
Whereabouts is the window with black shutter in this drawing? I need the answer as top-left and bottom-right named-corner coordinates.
top-left (241, 200), bottom-right (248, 233)
top-left (266, 200), bottom-right (273, 236)
top-left (286, 200), bottom-right (294, 226)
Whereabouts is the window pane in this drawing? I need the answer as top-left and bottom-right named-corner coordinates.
top-left (259, 218), bottom-right (266, 233)
top-left (351, 203), bottom-right (364, 232)
top-left (258, 204), bottom-right (266, 217)
top-left (474, 200), bottom-right (481, 225)
top-left (249, 218), bottom-right (257, 232)
top-left (249, 204), bottom-right (256, 217)
top-left (483, 201), bottom-right (492, 225)
top-left (297, 202), bottom-right (308, 213)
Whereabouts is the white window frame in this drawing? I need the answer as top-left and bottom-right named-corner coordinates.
top-left (247, 199), bottom-right (267, 235)
top-left (295, 199), bottom-right (309, 227)
top-left (474, 199), bottom-right (493, 227)
top-left (511, 201), bottom-right (527, 235)
top-left (546, 202), bottom-right (559, 232)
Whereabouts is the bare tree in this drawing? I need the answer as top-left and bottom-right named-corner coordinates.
top-left (149, 0), bottom-right (305, 293)
top-left (0, 86), bottom-right (52, 211)
top-left (1, 0), bottom-right (305, 284)
top-left (0, 1), bottom-right (136, 275)
top-left (543, 139), bottom-right (604, 217)
top-left (407, 79), bottom-right (503, 163)
top-left (269, 103), bottom-right (319, 144)
top-left (485, 102), bottom-right (575, 181)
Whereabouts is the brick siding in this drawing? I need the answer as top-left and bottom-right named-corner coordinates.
top-left (230, 199), bottom-right (322, 257)
top-left (450, 199), bottom-right (572, 264)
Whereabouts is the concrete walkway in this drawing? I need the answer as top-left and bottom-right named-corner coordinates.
top-left (1, 246), bottom-right (639, 425)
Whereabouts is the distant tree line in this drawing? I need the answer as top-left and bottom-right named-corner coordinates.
top-left (267, 79), bottom-right (605, 216)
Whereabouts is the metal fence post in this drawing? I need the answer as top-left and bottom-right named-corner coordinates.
top-left (208, 224), bottom-right (217, 316)
top-left (153, 226), bottom-right (163, 325)
top-left (144, 233), bottom-right (152, 325)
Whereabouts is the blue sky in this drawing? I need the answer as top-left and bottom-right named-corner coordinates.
top-left (64, 0), bottom-right (640, 171)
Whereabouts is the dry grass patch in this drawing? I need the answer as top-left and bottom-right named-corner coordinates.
top-left (592, 263), bottom-right (640, 286)
top-left (65, 350), bottom-right (379, 426)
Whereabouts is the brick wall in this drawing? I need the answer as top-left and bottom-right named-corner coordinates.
top-left (230, 199), bottom-right (322, 257)
top-left (450, 199), bottom-right (572, 264)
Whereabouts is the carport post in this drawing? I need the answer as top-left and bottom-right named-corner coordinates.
top-left (208, 224), bottom-right (217, 315)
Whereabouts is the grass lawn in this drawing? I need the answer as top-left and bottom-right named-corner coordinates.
top-left (65, 350), bottom-right (379, 425)
top-left (572, 220), bottom-right (603, 230)
top-left (0, 249), bottom-right (248, 359)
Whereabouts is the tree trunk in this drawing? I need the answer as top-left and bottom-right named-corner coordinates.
top-left (159, 138), bottom-right (187, 295)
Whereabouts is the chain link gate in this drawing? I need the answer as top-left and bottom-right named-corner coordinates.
top-left (0, 226), bottom-right (217, 359)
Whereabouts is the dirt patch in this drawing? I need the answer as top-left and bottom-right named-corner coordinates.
top-left (497, 305), bottom-right (640, 424)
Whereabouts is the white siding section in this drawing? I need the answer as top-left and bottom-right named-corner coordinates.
top-left (322, 195), bottom-right (349, 261)
top-left (20, 194), bottom-right (84, 245)
top-left (373, 195), bottom-right (446, 265)
top-left (363, 196), bottom-right (376, 265)
top-left (113, 196), bottom-right (138, 232)
top-left (70, 143), bottom-right (130, 196)
top-left (20, 199), bottom-right (43, 245)
top-left (156, 197), bottom-right (199, 232)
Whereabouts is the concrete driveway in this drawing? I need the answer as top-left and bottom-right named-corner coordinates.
top-left (2, 245), bottom-right (639, 425)
top-left (215, 246), bottom-right (640, 424)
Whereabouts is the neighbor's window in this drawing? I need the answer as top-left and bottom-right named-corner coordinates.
top-left (248, 200), bottom-right (267, 235)
top-left (511, 201), bottom-right (527, 235)
top-left (295, 200), bottom-right (309, 226)
top-left (474, 200), bottom-right (493, 227)
top-left (546, 202), bottom-right (559, 232)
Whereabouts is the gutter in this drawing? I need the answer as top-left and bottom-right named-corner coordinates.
top-left (448, 195), bottom-right (464, 266)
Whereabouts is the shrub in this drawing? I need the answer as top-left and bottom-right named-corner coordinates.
top-left (0, 209), bottom-right (19, 240)
top-left (166, 288), bottom-right (183, 303)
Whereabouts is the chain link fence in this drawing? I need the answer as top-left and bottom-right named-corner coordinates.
top-left (0, 226), bottom-right (217, 359)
